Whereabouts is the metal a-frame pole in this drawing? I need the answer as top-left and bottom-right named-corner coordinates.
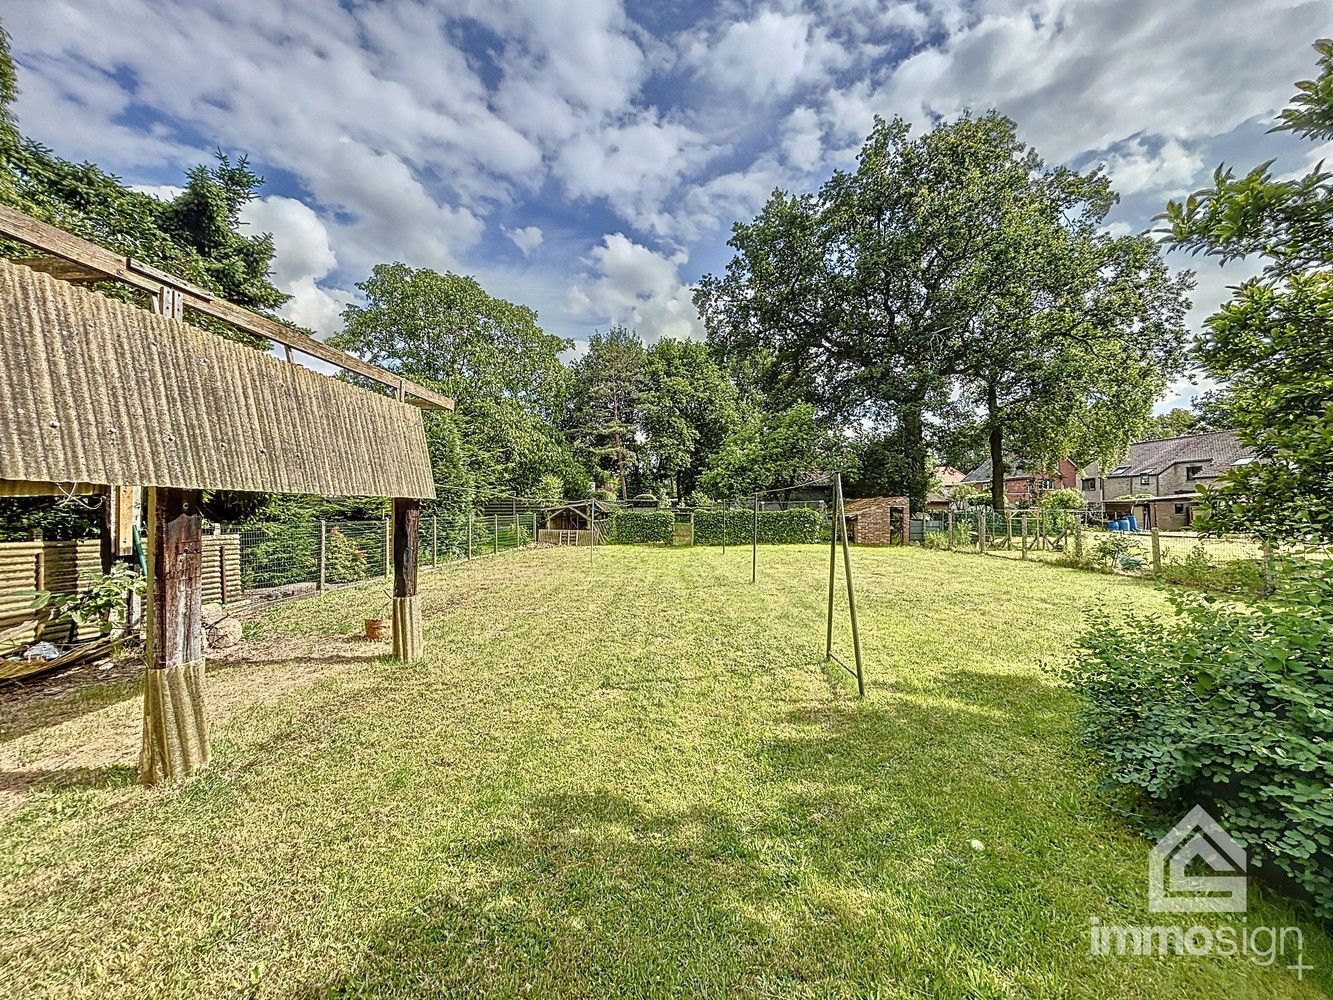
top-left (751, 494), bottom-right (758, 584)
top-left (825, 472), bottom-right (865, 698)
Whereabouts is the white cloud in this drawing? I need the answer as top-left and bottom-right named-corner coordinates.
top-left (239, 196), bottom-right (338, 288)
top-left (503, 225), bottom-right (544, 256)
top-left (780, 107), bottom-right (824, 172)
top-left (687, 10), bottom-right (846, 103)
top-left (569, 233), bottom-right (703, 342)
top-left (1100, 137), bottom-right (1205, 198)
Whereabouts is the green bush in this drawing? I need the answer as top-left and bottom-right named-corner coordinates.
top-left (604, 510), bottom-right (675, 545)
top-left (694, 508), bottom-right (822, 546)
top-left (1064, 564), bottom-right (1333, 918)
top-left (323, 525), bottom-right (371, 584)
top-left (1159, 544), bottom-right (1269, 597)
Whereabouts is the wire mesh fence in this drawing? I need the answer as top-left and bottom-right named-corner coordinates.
top-left (916, 509), bottom-right (1290, 596)
top-left (211, 511), bottom-right (539, 602)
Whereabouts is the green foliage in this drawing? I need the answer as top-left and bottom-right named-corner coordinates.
top-left (564, 325), bottom-right (648, 499)
top-left (1065, 567), bottom-right (1333, 918)
top-left (23, 563), bottom-right (144, 637)
top-left (1162, 41), bottom-right (1333, 543)
top-left (333, 263), bottom-right (570, 413)
top-left (698, 403), bottom-right (851, 501)
top-left (603, 510), bottom-right (675, 545)
top-left (639, 338), bottom-right (740, 500)
top-left (1157, 544), bottom-right (1268, 596)
top-left (1038, 487), bottom-right (1085, 511)
top-left (240, 524), bottom-right (318, 590)
top-left (693, 508), bottom-right (822, 546)
top-left (1142, 407), bottom-right (1204, 440)
top-left (0, 494), bottom-right (101, 541)
top-left (1091, 533), bottom-right (1146, 571)
top-left (322, 525), bottom-right (372, 585)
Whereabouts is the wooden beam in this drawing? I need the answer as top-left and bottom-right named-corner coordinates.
top-left (14, 256), bottom-right (107, 283)
top-left (391, 497), bottom-right (423, 662)
top-left (0, 205), bottom-right (453, 411)
top-left (140, 487), bottom-right (209, 785)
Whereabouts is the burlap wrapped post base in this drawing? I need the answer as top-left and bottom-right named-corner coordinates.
top-left (139, 658), bottom-right (210, 785)
top-left (391, 595), bottom-right (423, 662)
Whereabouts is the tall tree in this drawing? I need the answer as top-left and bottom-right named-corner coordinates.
top-left (1162, 38), bottom-right (1333, 543)
top-left (640, 338), bottom-right (739, 501)
top-left (698, 403), bottom-right (854, 503)
top-left (333, 263), bottom-right (570, 414)
top-left (564, 325), bottom-right (649, 500)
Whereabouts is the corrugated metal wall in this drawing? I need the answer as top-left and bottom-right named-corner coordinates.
top-left (0, 534), bottom-right (239, 649)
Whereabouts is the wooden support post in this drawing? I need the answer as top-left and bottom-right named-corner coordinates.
top-left (317, 520), bottom-right (327, 592)
top-left (1074, 519), bottom-right (1084, 562)
top-left (391, 498), bottom-right (423, 662)
top-left (139, 487), bottom-right (208, 786)
top-left (432, 516), bottom-right (438, 568)
top-left (947, 511), bottom-right (955, 552)
top-left (493, 515), bottom-right (499, 554)
top-left (1006, 516), bottom-right (1013, 551)
top-left (979, 513), bottom-right (987, 553)
top-left (1021, 515), bottom-right (1029, 559)
top-left (1151, 527), bottom-right (1162, 574)
top-left (1038, 517), bottom-right (1045, 551)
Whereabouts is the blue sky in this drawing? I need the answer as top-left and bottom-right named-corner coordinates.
top-left (8, 0), bottom-right (1333, 411)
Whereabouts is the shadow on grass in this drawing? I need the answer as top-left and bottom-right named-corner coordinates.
top-left (290, 671), bottom-right (1100, 998)
top-left (0, 762), bottom-right (138, 798)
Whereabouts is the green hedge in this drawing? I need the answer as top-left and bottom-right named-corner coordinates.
top-left (604, 510), bottom-right (675, 545)
top-left (694, 508), bottom-right (822, 545)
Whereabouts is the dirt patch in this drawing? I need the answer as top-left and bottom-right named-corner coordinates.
top-left (0, 632), bottom-right (381, 818)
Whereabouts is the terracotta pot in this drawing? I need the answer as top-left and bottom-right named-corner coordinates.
top-left (364, 617), bottom-right (390, 641)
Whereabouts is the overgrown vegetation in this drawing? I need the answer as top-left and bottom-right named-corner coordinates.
top-left (1065, 562), bottom-right (1333, 919)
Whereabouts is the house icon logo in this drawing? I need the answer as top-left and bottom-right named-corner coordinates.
top-left (1148, 805), bottom-right (1247, 913)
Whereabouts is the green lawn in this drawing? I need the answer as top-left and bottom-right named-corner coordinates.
top-left (0, 545), bottom-right (1328, 998)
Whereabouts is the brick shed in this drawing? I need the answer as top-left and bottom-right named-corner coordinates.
top-left (843, 497), bottom-right (910, 546)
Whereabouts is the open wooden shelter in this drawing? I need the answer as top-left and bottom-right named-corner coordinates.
top-left (0, 206), bottom-right (451, 784)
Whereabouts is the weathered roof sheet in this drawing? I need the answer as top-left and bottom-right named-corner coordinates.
top-left (0, 259), bottom-right (435, 499)
top-left (843, 496), bottom-right (909, 516)
top-left (1085, 431), bottom-right (1252, 480)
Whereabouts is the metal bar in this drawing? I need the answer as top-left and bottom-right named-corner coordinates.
top-left (467, 512), bottom-right (473, 559)
top-left (825, 486), bottom-right (837, 659)
top-left (751, 494), bottom-right (758, 584)
top-left (835, 474), bottom-right (865, 698)
top-left (493, 515), bottom-right (498, 555)
top-left (828, 651), bottom-right (860, 679)
top-left (432, 515), bottom-right (438, 568)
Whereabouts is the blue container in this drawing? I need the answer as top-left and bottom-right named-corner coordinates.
top-left (1107, 519), bottom-right (1119, 531)
top-left (1119, 518), bottom-right (1131, 532)
top-left (1127, 514), bottom-right (1139, 532)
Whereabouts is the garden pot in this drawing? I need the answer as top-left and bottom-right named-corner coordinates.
top-left (364, 617), bottom-right (390, 641)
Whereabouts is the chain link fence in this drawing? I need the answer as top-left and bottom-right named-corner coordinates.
top-left (915, 509), bottom-right (1294, 596)
top-left (212, 511), bottom-right (538, 603)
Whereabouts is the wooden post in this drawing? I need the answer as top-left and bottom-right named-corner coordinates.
top-left (1006, 515), bottom-right (1013, 551)
top-left (382, 516), bottom-right (391, 578)
top-left (218, 544), bottom-right (228, 604)
top-left (978, 512), bottom-right (987, 553)
top-left (1021, 515), bottom-right (1029, 559)
top-left (391, 498), bottom-right (423, 662)
top-left (317, 520), bottom-right (327, 592)
top-left (1038, 516), bottom-right (1045, 551)
top-left (431, 515), bottom-right (438, 568)
top-left (947, 511), bottom-right (955, 552)
top-left (1151, 527), bottom-right (1162, 574)
top-left (493, 514), bottom-right (499, 554)
top-left (1074, 519), bottom-right (1084, 562)
top-left (139, 487), bottom-right (208, 786)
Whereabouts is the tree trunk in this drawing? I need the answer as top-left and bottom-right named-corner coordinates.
top-left (987, 381), bottom-right (1005, 511)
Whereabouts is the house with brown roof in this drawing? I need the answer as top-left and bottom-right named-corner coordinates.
top-left (1080, 430), bottom-right (1254, 530)
top-left (960, 457), bottom-right (1081, 507)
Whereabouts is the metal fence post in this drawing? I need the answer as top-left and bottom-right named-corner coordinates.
top-left (493, 514), bottom-right (498, 554)
top-left (751, 494), bottom-right (758, 584)
top-left (467, 512), bottom-right (473, 559)
top-left (1151, 527), bottom-right (1162, 574)
top-left (317, 519), bottom-right (326, 591)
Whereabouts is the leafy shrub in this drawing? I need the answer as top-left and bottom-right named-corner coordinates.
top-left (1064, 565), bottom-right (1333, 918)
top-left (694, 508), bottom-right (822, 545)
top-left (241, 524), bottom-right (318, 589)
top-left (23, 563), bottom-right (145, 637)
top-left (604, 510), bottom-right (675, 545)
top-left (1039, 487), bottom-right (1086, 511)
top-left (1092, 533), bottom-right (1146, 572)
top-left (323, 525), bottom-right (371, 584)
top-left (1158, 544), bottom-right (1268, 597)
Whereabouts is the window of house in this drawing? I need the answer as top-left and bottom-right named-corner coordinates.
top-left (1186, 464), bottom-right (1204, 480)
top-left (1139, 474), bottom-right (1152, 486)
top-left (1110, 465), bottom-right (1131, 476)
top-left (1081, 477), bottom-right (1096, 491)
top-left (1174, 503), bottom-right (1186, 515)
top-left (1232, 456), bottom-right (1256, 466)
top-left (1038, 479), bottom-right (1053, 491)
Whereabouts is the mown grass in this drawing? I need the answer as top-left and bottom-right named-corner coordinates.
top-left (0, 545), bottom-right (1328, 998)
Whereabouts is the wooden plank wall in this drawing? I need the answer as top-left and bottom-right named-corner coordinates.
top-left (0, 534), bottom-right (240, 651)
